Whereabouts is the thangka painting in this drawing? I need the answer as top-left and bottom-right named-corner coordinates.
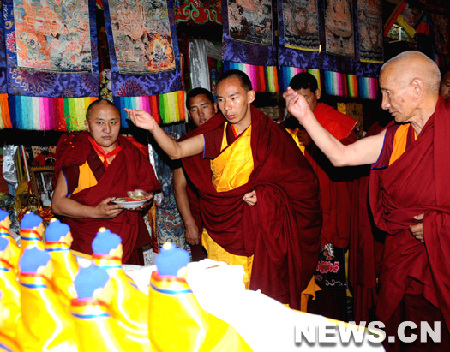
top-left (13, 0), bottom-right (92, 72)
top-left (325, 0), bottom-right (354, 58)
top-left (282, 0), bottom-right (319, 50)
top-left (109, 0), bottom-right (175, 74)
top-left (357, 0), bottom-right (383, 63)
top-left (228, 0), bottom-right (273, 46)
top-left (3, 0), bottom-right (99, 98)
top-left (431, 14), bottom-right (449, 56)
top-left (104, 0), bottom-right (183, 97)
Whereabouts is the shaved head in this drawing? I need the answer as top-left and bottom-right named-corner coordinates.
top-left (381, 51), bottom-right (441, 95)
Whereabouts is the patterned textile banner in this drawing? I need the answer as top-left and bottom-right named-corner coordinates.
top-left (324, 0), bottom-right (354, 58)
top-left (0, 1), bottom-right (7, 94)
top-left (278, 67), bottom-right (321, 93)
top-left (113, 91), bottom-right (187, 127)
top-left (356, 0), bottom-right (383, 63)
top-left (357, 76), bottom-right (378, 100)
top-left (223, 62), bottom-right (278, 93)
top-left (0, 93), bottom-right (12, 128)
top-left (8, 96), bottom-right (98, 131)
top-left (323, 70), bottom-right (347, 97)
top-left (103, 0), bottom-right (182, 97)
top-left (222, 0), bottom-right (278, 92)
top-left (431, 13), bottom-right (449, 56)
top-left (174, 0), bottom-right (222, 24)
top-left (3, 0), bottom-right (99, 98)
top-left (277, 0), bottom-right (320, 69)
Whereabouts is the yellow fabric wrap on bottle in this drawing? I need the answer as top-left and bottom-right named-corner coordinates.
top-left (204, 124), bottom-right (255, 289)
top-left (70, 298), bottom-right (123, 351)
top-left (0, 244), bottom-right (21, 351)
top-left (19, 271), bottom-right (78, 351)
top-left (0, 226), bottom-right (20, 272)
top-left (148, 272), bottom-right (252, 351)
top-left (46, 241), bottom-right (79, 307)
top-left (93, 255), bottom-right (151, 351)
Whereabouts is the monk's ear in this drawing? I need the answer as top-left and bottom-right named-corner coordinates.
top-left (315, 89), bottom-right (321, 100)
top-left (410, 78), bottom-right (424, 99)
top-left (213, 102), bottom-right (219, 114)
top-left (84, 119), bottom-right (90, 131)
top-left (247, 90), bottom-right (256, 104)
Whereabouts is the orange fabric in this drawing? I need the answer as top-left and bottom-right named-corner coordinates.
top-left (388, 123), bottom-right (416, 166)
top-left (88, 135), bottom-right (122, 170)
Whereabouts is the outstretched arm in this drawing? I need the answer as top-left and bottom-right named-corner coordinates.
top-left (284, 87), bottom-right (385, 166)
top-left (173, 167), bottom-right (200, 245)
top-left (51, 171), bottom-right (124, 219)
top-left (126, 109), bottom-right (204, 159)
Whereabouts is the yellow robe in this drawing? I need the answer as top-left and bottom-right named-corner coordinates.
top-left (202, 124), bottom-right (254, 288)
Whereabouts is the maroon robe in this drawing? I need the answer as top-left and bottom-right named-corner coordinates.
top-left (369, 97), bottom-right (450, 333)
top-left (53, 132), bottom-right (160, 263)
top-left (306, 103), bottom-right (358, 248)
top-left (182, 105), bottom-right (322, 309)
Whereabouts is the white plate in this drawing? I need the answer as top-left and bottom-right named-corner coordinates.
top-left (111, 198), bottom-right (148, 209)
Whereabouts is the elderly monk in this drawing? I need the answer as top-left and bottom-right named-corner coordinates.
top-left (285, 51), bottom-right (450, 350)
top-left (52, 99), bottom-right (160, 264)
top-left (127, 69), bottom-right (321, 310)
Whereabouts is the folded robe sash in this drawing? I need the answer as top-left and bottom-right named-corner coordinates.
top-left (369, 97), bottom-right (450, 332)
top-left (182, 105), bottom-right (322, 309)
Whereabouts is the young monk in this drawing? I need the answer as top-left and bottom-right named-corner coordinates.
top-left (126, 69), bottom-right (321, 309)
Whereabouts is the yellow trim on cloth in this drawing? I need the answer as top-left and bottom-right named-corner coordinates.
top-left (389, 123), bottom-right (417, 166)
top-left (210, 123), bottom-right (254, 192)
top-left (285, 128), bottom-right (306, 154)
top-left (300, 276), bottom-right (322, 312)
top-left (203, 123), bottom-right (255, 289)
top-left (72, 156), bottom-right (113, 195)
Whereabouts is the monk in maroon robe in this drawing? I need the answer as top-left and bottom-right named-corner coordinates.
top-left (52, 100), bottom-right (160, 264)
top-left (285, 51), bottom-right (450, 350)
top-left (127, 70), bottom-right (322, 310)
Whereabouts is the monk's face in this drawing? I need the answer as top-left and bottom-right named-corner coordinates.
top-left (217, 77), bottom-right (255, 133)
top-left (380, 64), bottom-right (418, 123)
top-left (188, 93), bottom-right (218, 127)
top-left (86, 102), bottom-right (121, 153)
top-left (293, 87), bottom-right (321, 112)
top-left (441, 72), bottom-right (450, 99)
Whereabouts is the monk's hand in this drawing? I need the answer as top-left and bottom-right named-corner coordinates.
top-left (243, 190), bottom-right (257, 206)
top-left (125, 109), bottom-right (156, 132)
top-left (184, 221), bottom-right (200, 245)
top-left (410, 213), bottom-right (424, 242)
top-left (95, 198), bottom-right (124, 219)
top-left (283, 87), bottom-right (314, 125)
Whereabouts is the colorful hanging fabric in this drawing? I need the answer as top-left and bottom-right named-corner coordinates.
top-left (8, 95), bottom-right (97, 131)
top-left (0, 93), bottom-right (12, 128)
top-left (113, 92), bottom-right (187, 127)
top-left (323, 70), bottom-right (347, 98)
top-left (278, 67), bottom-right (321, 93)
top-left (223, 62), bottom-right (278, 93)
top-left (222, 0), bottom-right (278, 92)
top-left (357, 76), bottom-right (378, 100)
top-left (3, 0), bottom-right (99, 98)
top-left (174, 0), bottom-right (222, 24)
